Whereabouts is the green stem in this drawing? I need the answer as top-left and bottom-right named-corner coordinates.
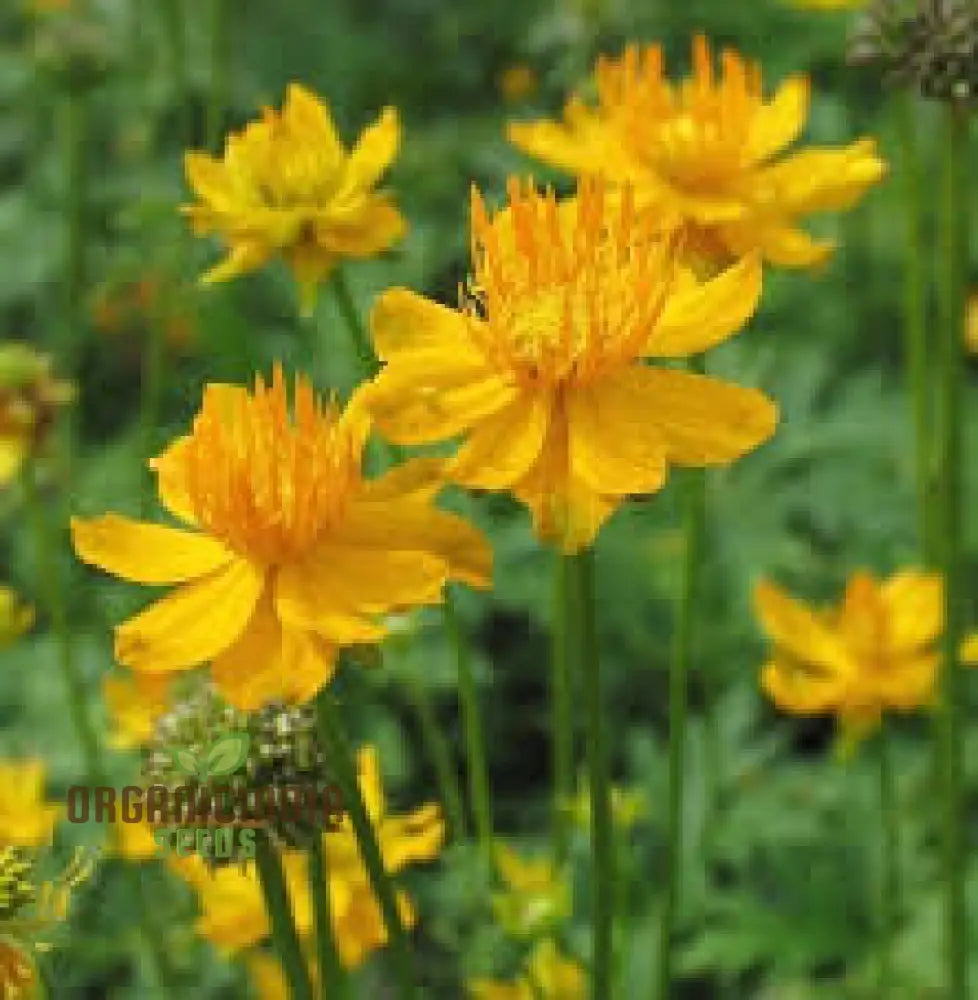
top-left (551, 550), bottom-right (575, 864)
top-left (314, 690), bottom-right (418, 999)
top-left (937, 103), bottom-right (968, 1000)
top-left (444, 592), bottom-right (494, 876)
top-left (138, 307), bottom-right (167, 516)
top-left (877, 723), bottom-right (899, 998)
top-left (332, 270), bottom-right (379, 378)
top-left (658, 465), bottom-right (705, 1000)
top-left (309, 835), bottom-right (346, 998)
top-left (21, 460), bottom-right (102, 785)
top-left (568, 549), bottom-right (613, 1000)
top-left (160, 0), bottom-right (190, 144)
top-left (254, 836), bottom-right (314, 1000)
top-left (60, 89), bottom-right (86, 380)
top-left (896, 94), bottom-right (932, 559)
top-left (327, 275), bottom-right (494, 874)
top-left (404, 673), bottom-right (468, 843)
top-left (205, 0), bottom-right (229, 151)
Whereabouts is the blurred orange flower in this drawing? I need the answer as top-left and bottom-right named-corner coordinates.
top-left (509, 37), bottom-right (886, 270)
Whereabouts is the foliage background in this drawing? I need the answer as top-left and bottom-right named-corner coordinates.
top-left (1, 0), bottom-right (976, 996)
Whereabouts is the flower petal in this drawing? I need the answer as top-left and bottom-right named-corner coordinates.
top-left (363, 365), bottom-right (516, 446)
top-left (149, 437), bottom-right (198, 524)
top-left (629, 367), bottom-right (778, 465)
top-left (344, 107), bottom-right (400, 191)
top-left (569, 377), bottom-right (668, 495)
top-left (881, 570), bottom-right (943, 653)
top-left (648, 253), bottom-right (762, 357)
top-left (336, 498), bottom-right (493, 590)
top-left (370, 289), bottom-right (481, 364)
top-left (71, 515), bottom-right (231, 584)
top-left (761, 659), bottom-right (842, 714)
top-left (200, 241), bottom-right (273, 286)
top-left (115, 559), bottom-right (264, 672)
top-left (212, 589), bottom-right (336, 709)
top-left (450, 390), bottom-right (551, 490)
top-left (746, 76), bottom-right (809, 164)
top-left (754, 579), bottom-right (853, 676)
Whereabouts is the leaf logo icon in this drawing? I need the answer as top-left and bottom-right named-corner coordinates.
top-left (202, 733), bottom-right (250, 778)
top-left (174, 748), bottom-right (202, 777)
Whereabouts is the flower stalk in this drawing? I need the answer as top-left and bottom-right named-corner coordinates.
top-left (569, 548), bottom-right (613, 999)
top-left (877, 722), bottom-right (899, 997)
top-left (658, 461), bottom-right (705, 1000)
top-left (309, 835), bottom-right (346, 998)
top-left (205, 0), bottom-right (229, 152)
top-left (254, 835), bottom-right (315, 1000)
top-left (896, 93), bottom-right (933, 558)
top-left (551, 549), bottom-right (575, 863)
top-left (314, 689), bottom-right (418, 999)
top-left (936, 102), bottom-right (968, 1000)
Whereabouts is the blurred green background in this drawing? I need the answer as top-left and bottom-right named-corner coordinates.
top-left (1, 0), bottom-right (977, 996)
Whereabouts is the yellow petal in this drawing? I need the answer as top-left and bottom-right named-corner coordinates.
top-left (200, 241), bottom-right (273, 285)
top-left (183, 152), bottom-right (234, 210)
top-left (450, 390), bottom-right (551, 489)
top-left (746, 76), bottom-right (809, 164)
top-left (71, 515), bottom-right (232, 584)
top-left (379, 801), bottom-right (445, 872)
top-left (881, 570), bottom-right (943, 653)
top-left (370, 288), bottom-right (481, 364)
top-left (758, 139), bottom-right (887, 215)
top-left (761, 659), bottom-right (843, 714)
top-left (364, 366), bottom-right (516, 446)
top-left (568, 377), bottom-right (668, 495)
top-left (283, 82), bottom-right (344, 163)
top-left (315, 197), bottom-right (406, 256)
top-left (754, 579), bottom-right (852, 677)
top-left (275, 567), bottom-right (388, 645)
top-left (115, 559), bottom-right (264, 672)
top-left (344, 107), bottom-right (400, 191)
top-left (212, 589), bottom-right (336, 709)
top-left (0, 434), bottom-right (27, 485)
top-left (876, 652), bottom-right (939, 710)
top-left (961, 633), bottom-right (978, 664)
top-left (149, 436), bottom-right (198, 524)
top-left (648, 254), bottom-right (762, 357)
top-left (359, 456), bottom-right (446, 502)
top-left (337, 498), bottom-right (493, 590)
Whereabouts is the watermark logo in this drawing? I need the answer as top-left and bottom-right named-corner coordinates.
top-left (161, 732), bottom-right (251, 782)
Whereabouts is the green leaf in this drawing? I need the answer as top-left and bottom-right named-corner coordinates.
top-left (203, 733), bottom-right (251, 777)
top-left (174, 749), bottom-right (201, 776)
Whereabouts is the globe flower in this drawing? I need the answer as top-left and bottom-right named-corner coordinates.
top-left (755, 571), bottom-right (978, 746)
top-left (492, 844), bottom-right (570, 939)
top-left (360, 178), bottom-right (777, 553)
top-left (0, 763), bottom-right (60, 848)
top-left (0, 344), bottom-right (73, 487)
top-left (71, 366), bottom-right (491, 710)
top-left (183, 83), bottom-right (406, 314)
top-left (103, 672), bottom-right (172, 750)
top-left (469, 939), bottom-right (586, 1000)
top-left (0, 588), bottom-right (33, 650)
top-left (508, 37), bottom-right (887, 270)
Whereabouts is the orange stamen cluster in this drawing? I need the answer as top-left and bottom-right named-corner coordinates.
top-left (465, 177), bottom-right (676, 387)
top-left (177, 366), bottom-right (362, 564)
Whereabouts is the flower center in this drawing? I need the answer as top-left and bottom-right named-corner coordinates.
top-left (178, 369), bottom-right (361, 566)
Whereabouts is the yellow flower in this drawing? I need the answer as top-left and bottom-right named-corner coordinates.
top-left (965, 292), bottom-right (978, 355)
top-left (469, 939), bottom-right (586, 999)
top-left (0, 937), bottom-right (37, 1000)
top-left (183, 83), bottom-right (406, 315)
top-left (786, 0), bottom-right (865, 8)
top-left (499, 64), bottom-right (538, 104)
top-left (492, 844), bottom-right (569, 939)
top-left (109, 819), bottom-right (158, 862)
top-left (508, 37), bottom-right (887, 270)
top-left (0, 588), bottom-right (33, 649)
top-left (0, 344), bottom-right (73, 487)
top-left (754, 571), bottom-right (978, 745)
top-left (103, 672), bottom-right (172, 749)
top-left (177, 745), bottom-right (442, 965)
top-left (360, 178), bottom-right (776, 553)
top-left (0, 762), bottom-right (60, 848)
top-left (568, 773), bottom-right (646, 833)
top-left (71, 367), bottom-right (491, 710)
